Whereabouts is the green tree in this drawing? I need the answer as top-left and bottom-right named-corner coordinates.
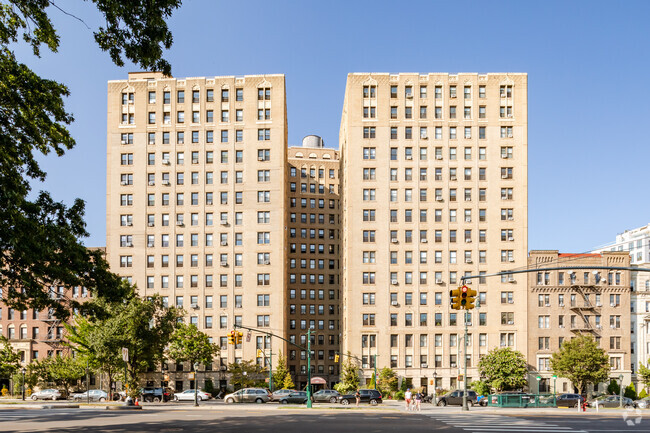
top-left (0, 336), bottom-right (21, 379)
top-left (0, 0), bottom-right (182, 320)
top-left (167, 323), bottom-right (219, 369)
top-left (282, 373), bottom-right (295, 390)
top-left (368, 372), bottom-right (376, 389)
top-left (228, 360), bottom-right (266, 390)
top-left (29, 354), bottom-right (85, 397)
top-left (478, 347), bottom-right (528, 392)
top-left (624, 382), bottom-right (637, 400)
top-left (272, 351), bottom-right (289, 390)
top-left (638, 362), bottom-right (650, 393)
top-left (639, 388), bottom-right (647, 399)
top-left (607, 379), bottom-right (620, 395)
top-left (471, 380), bottom-right (491, 396)
top-left (377, 367), bottom-right (398, 396)
top-left (333, 353), bottom-right (360, 394)
top-left (550, 334), bottom-right (609, 395)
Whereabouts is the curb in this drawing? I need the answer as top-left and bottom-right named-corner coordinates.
top-left (105, 405), bottom-right (143, 411)
top-left (41, 404), bottom-right (79, 409)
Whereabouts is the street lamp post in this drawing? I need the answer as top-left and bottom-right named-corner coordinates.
top-left (552, 374), bottom-right (557, 396)
top-left (373, 354), bottom-right (377, 391)
top-left (306, 328), bottom-right (313, 409)
top-left (21, 367), bottom-right (26, 401)
top-left (618, 374), bottom-right (623, 408)
top-left (86, 359), bottom-right (90, 405)
top-left (194, 362), bottom-right (200, 407)
top-left (432, 371), bottom-right (437, 406)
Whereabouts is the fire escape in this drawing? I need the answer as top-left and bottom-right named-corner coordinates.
top-left (569, 275), bottom-right (602, 335)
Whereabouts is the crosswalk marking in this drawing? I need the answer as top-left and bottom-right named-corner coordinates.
top-left (428, 414), bottom-right (587, 433)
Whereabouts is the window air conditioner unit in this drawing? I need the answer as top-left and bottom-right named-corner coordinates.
top-left (465, 217), bottom-right (471, 223)
top-left (176, 221), bottom-right (184, 226)
top-left (436, 279), bottom-right (443, 284)
top-left (507, 321), bottom-right (514, 325)
top-left (164, 120), bottom-right (170, 125)
top-left (391, 300), bottom-right (398, 306)
top-left (147, 242), bottom-right (154, 247)
top-left (508, 277), bottom-right (516, 283)
top-left (436, 197), bottom-right (443, 202)
top-left (508, 258), bottom-right (515, 262)
top-left (178, 140), bottom-right (184, 144)
top-left (258, 156), bottom-right (265, 161)
top-left (421, 136), bottom-right (428, 140)
top-left (147, 222), bottom-right (154, 227)
top-left (190, 303), bottom-right (199, 309)
top-left (220, 241), bottom-right (228, 246)
top-left (220, 220), bottom-right (228, 225)
top-left (206, 200), bottom-right (213, 205)
top-left (391, 280), bottom-right (398, 285)
top-left (450, 175), bottom-right (457, 181)
top-left (127, 100), bottom-right (133, 104)
top-left (126, 222), bottom-right (133, 226)
top-left (507, 114), bottom-right (513, 118)
top-left (610, 303), bottom-right (616, 307)
top-left (501, 154), bottom-right (508, 159)
top-left (507, 216), bottom-right (514, 220)
top-left (450, 94), bottom-right (457, 98)
top-left (148, 181), bottom-right (155, 186)
top-left (421, 364), bottom-right (428, 368)
top-left (435, 155), bottom-right (443, 160)
top-left (501, 174), bottom-right (508, 179)
top-left (559, 325), bottom-right (564, 328)
top-left (406, 155), bottom-right (413, 160)
top-left (221, 261), bottom-right (228, 267)
top-left (192, 159), bottom-right (199, 164)
top-left (406, 94), bottom-right (413, 99)
top-left (596, 303), bottom-right (602, 307)
top-left (264, 260), bottom-right (270, 265)
top-left (610, 325), bottom-right (616, 329)
top-left (545, 303), bottom-right (550, 307)
top-left (391, 238), bottom-right (398, 243)
top-left (465, 239), bottom-right (472, 243)
top-left (162, 159), bottom-right (171, 165)
top-left (508, 237), bottom-right (514, 241)
top-left (466, 280), bottom-right (472, 284)
top-left (121, 140), bottom-right (127, 145)
top-left (596, 325), bottom-right (602, 329)
top-left (465, 259), bottom-right (473, 264)
top-left (126, 242), bottom-right (133, 247)
top-left (508, 300), bottom-right (514, 304)
top-left (162, 180), bottom-right (170, 185)
top-left (421, 239), bottom-right (428, 243)
top-left (507, 133), bottom-right (513, 138)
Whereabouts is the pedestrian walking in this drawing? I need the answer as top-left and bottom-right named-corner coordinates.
top-left (415, 391), bottom-right (422, 411)
top-left (405, 388), bottom-right (412, 411)
top-left (355, 389), bottom-right (361, 407)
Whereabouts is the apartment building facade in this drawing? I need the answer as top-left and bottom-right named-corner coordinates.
top-left (527, 250), bottom-right (632, 394)
top-left (106, 72), bottom-right (288, 391)
top-left (286, 137), bottom-right (341, 389)
top-left (593, 223), bottom-right (650, 388)
top-left (339, 73), bottom-right (528, 393)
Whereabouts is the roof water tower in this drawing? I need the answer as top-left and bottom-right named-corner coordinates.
top-left (302, 135), bottom-right (324, 148)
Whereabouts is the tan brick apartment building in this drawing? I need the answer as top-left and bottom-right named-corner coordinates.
top-left (528, 250), bottom-right (632, 394)
top-left (106, 73), bottom-right (288, 390)
top-left (339, 73), bottom-right (528, 393)
top-left (287, 138), bottom-right (340, 389)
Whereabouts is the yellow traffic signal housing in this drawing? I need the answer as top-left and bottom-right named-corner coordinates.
top-left (449, 288), bottom-right (461, 310)
top-left (465, 287), bottom-right (478, 310)
top-left (257, 349), bottom-right (263, 358)
top-left (334, 354), bottom-right (340, 363)
top-left (236, 331), bottom-right (243, 345)
top-left (227, 331), bottom-right (235, 345)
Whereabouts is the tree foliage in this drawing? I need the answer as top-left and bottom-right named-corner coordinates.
top-left (272, 351), bottom-right (290, 390)
top-left (638, 361), bottom-right (650, 393)
top-left (0, 0), bottom-right (181, 319)
top-left (282, 373), bottom-right (295, 390)
top-left (471, 380), bottom-right (491, 396)
top-left (0, 336), bottom-right (21, 378)
top-left (228, 360), bottom-right (266, 390)
top-left (29, 354), bottom-right (85, 396)
top-left (607, 379), bottom-right (620, 395)
top-left (624, 382), bottom-right (637, 400)
top-left (377, 367), bottom-right (398, 396)
top-left (334, 353), bottom-right (360, 394)
top-left (167, 323), bottom-right (219, 368)
top-left (478, 347), bottom-right (528, 392)
top-left (550, 334), bottom-right (609, 395)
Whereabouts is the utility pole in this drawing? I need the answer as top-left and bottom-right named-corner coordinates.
top-left (306, 327), bottom-right (313, 408)
top-left (268, 333), bottom-right (273, 392)
top-left (373, 354), bottom-right (377, 390)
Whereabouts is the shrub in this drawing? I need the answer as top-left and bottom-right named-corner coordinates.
top-left (394, 390), bottom-right (405, 400)
top-left (624, 383), bottom-right (637, 400)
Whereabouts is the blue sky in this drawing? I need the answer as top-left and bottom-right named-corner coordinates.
top-left (20, 0), bottom-right (650, 251)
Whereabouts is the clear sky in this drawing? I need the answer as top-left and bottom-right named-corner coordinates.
top-left (18, 0), bottom-right (650, 252)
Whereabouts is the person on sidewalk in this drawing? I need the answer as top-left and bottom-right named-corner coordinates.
top-left (415, 391), bottom-right (422, 411)
top-left (405, 389), bottom-right (412, 411)
top-left (355, 389), bottom-right (361, 407)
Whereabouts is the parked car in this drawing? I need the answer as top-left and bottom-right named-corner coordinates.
top-left (338, 389), bottom-right (382, 405)
top-left (634, 397), bottom-right (650, 409)
top-left (436, 390), bottom-right (478, 407)
top-left (31, 389), bottom-right (62, 401)
top-left (588, 395), bottom-right (635, 408)
top-left (141, 387), bottom-right (173, 402)
top-left (555, 393), bottom-right (585, 408)
top-left (70, 389), bottom-right (108, 402)
top-left (224, 388), bottom-right (271, 404)
top-left (311, 389), bottom-right (340, 403)
top-left (270, 389), bottom-right (296, 402)
top-left (278, 391), bottom-right (308, 404)
top-left (173, 389), bottom-right (212, 402)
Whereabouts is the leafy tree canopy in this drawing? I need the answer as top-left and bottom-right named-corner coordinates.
top-left (638, 361), bottom-right (650, 392)
top-left (0, 0), bottom-right (181, 320)
top-left (29, 353), bottom-right (85, 396)
top-left (167, 323), bottom-right (220, 368)
top-left (471, 380), bottom-right (491, 396)
top-left (377, 366), bottom-right (398, 396)
top-left (550, 334), bottom-right (609, 395)
top-left (272, 351), bottom-right (289, 390)
top-left (478, 347), bottom-right (528, 392)
top-left (334, 353), bottom-right (360, 394)
top-left (0, 336), bottom-right (21, 378)
top-left (228, 360), bottom-right (266, 390)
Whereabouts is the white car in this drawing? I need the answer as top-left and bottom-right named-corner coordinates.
top-left (173, 389), bottom-right (211, 401)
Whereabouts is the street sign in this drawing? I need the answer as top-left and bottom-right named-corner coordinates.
top-left (189, 372), bottom-right (195, 380)
top-left (122, 347), bottom-right (129, 362)
top-left (246, 331), bottom-right (252, 342)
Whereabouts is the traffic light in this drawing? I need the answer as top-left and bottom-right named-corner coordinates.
top-left (465, 287), bottom-right (478, 310)
top-left (450, 288), bottom-right (461, 310)
top-left (228, 330), bottom-right (235, 345)
top-left (257, 349), bottom-right (263, 358)
top-left (235, 331), bottom-right (243, 345)
top-left (334, 354), bottom-right (340, 363)
top-left (458, 374), bottom-right (464, 382)
top-left (460, 285), bottom-right (469, 308)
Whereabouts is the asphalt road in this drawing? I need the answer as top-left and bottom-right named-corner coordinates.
top-left (1, 403), bottom-right (649, 433)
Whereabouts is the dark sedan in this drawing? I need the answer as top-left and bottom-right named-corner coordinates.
top-left (311, 389), bottom-right (340, 403)
top-left (555, 393), bottom-right (585, 408)
top-left (279, 391), bottom-right (308, 404)
top-left (338, 389), bottom-right (382, 405)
